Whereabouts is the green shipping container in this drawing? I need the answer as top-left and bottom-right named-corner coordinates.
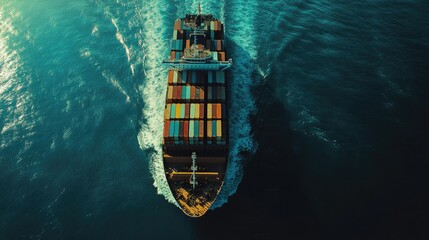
top-left (186, 86), bottom-right (191, 100)
top-left (194, 121), bottom-right (199, 141)
top-left (180, 103), bottom-right (185, 118)
top-left (208, 71), bottom-right (213, 83)
top-left (216, 71), bottom-right (225, 83)
top-left (174, 120), bottom-right (179, 140)
top-left (192, 71), bottom-right (197, 84)
top-left (170, 104), bottom-right (176, 119)
top-left (182, 71), bottom-right (187, 83)
top-left (208, 86), bottom-right (212, 100)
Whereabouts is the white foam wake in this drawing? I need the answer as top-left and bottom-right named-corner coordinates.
top-left (135, 1), bottom-right (178, 204)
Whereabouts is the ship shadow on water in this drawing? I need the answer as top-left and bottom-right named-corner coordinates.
top-left (192, 40), bottom-right (322, 240)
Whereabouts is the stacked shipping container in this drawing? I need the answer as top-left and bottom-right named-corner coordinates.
top-left (163, 18), bottom-right (227, 152)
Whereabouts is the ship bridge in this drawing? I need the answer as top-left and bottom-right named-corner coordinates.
top-left (162, 13), bottom-right (232, 71)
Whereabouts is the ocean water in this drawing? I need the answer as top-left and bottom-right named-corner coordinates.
top-left (1, 0), bottom-right (428, 239)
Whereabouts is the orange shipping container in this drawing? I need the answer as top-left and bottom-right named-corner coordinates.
top-left (199, 120), bottom-right (204, 138)
top-left (168, 70), bottom-right (174, 84)
top-left (207, 121), bottom-right (212, 137)
top-left (174, 20), bottom-right (181, 30)
top-left (170, 51), bottom-right (176, 60)
top-left (199, 87), bottom-right (204, 99)
top-left (186, 39), bottom-right (190, 49)
top-left (163, 120), bottom-right (170, 138)
top-left (199, 104), bottom-right (204, 119)
top-left (217, 103), bottom-right (222, 118)
top-left (218, 52), bottom-right (225, 61)
top-left (190, 86), bottom-right (195, 99)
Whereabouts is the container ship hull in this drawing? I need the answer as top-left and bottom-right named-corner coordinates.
top-left (162, 12), bottom-right (231, 217)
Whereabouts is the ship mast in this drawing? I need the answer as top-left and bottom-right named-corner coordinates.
top-left (192, 2), bottom-right (201, 58)
top-left (190, 152), bottom-right (198, 190)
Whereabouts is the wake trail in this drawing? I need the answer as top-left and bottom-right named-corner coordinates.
top-left (135, 0), bottom-right (177, 204)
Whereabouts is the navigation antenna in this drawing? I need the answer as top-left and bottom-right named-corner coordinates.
top-left (190, 152), bottom-right (198, 190)
top-left (192, 1), bottom-right (201, 58)
top-left (198, 2), bottom-right (201, 16)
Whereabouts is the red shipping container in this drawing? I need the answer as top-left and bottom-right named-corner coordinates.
top-left (172, 86), bottom-right (177, 100)
top-left (184, 121), bottom-right (189, 144)
top-left (185, 104), bottom-right (190, 118)
top-left (217, 40), bottom-right (222, 51)
top-left (213, 103), bottom-right (217, 119)
top-left (177, 86), bottom-right (182, 99)
top-left (170, 51), bottom-right (176, 60)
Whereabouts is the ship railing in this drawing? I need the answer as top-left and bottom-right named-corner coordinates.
top-left (162, 59), bottom-right (232, 71)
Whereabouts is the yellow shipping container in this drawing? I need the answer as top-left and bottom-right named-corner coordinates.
top-left (207, 104), bottom-right (212, 119)
top-left (217, 120), bottom-right (222, 137)
top-left (195, 103), bottom-right (200, 119)
top-left (175, 103), bottom-right (181, 118)
top-left (164, 104), bottom-right (171, 120)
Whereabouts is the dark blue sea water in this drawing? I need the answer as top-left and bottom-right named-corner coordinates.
top-left (1, 0), bottom-right (428, 239)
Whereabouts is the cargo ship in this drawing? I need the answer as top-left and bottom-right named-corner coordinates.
top-left (161, 6), bottom-right (232, 217)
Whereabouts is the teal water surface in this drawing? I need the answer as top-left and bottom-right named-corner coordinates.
top-left (1, 0), bottom-right (428, 239)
